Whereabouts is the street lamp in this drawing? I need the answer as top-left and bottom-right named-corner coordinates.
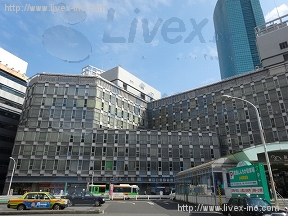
top-left (222, 95), bottom-right (278, 206)
top-left (91, 171), bottom-right (94, 186)
top-left (7, 157), bottom-right (16, 196)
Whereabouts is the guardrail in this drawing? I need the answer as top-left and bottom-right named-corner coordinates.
top-left (0, 195), bottom-right (21, 204)
top-left (55, 194), bottom-right (172, 200)
top-left (118, 195), bottom-right (171, 200)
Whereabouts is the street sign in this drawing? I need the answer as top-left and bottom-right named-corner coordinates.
top-left (228, 163), bottom-right (270, 202)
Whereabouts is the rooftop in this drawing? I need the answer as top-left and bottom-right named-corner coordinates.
top-left (255, 13), bottom-right (288, 37)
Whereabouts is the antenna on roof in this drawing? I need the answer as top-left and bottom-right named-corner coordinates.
top-left (273, 0), bottom-right (282, 22)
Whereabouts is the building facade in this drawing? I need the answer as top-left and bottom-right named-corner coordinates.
top-left (4, 73), bottom-right (219, 195)
top-left (100, 66), bottom-right (161, 102)
top-left (213, 0), bottom-right (265, 79)
top-left (255, 14), bottom-right (288, 68)
top-left (81, 65), bottom-right (105, 77)
top-left (148, 62), bottom-right (288, 156)
top-left (0, 48), bottom-right (28, 194)
top-left (5, 14), bottom-right (288, 196)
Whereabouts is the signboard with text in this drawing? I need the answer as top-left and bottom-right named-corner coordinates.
top-left (228, 163), bottom-right (270, 202)
top-left (89, 177), bottom-right (174, 183)
top-left (257, 152), bottom-right (288, 164)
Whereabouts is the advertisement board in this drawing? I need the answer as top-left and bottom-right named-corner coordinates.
top-left (228, 163), bottom-right (270, 202)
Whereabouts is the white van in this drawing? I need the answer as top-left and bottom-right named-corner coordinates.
top-left (169, 188), bottom-right (176, 200)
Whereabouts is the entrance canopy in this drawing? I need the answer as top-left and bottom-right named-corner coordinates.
top-left (226, 142), bottom-right (288, 163)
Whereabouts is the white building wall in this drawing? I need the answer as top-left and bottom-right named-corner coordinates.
top-left (256, 18), bottom-right (288, 68)
top-left (0, 47), bottom-right (28, 74)
top-left (0, 89), bottom-right (24, 105)
top-left (100, 66), bottom-right (161, 100)
top-left (0, 75), bottom-right (27, 93)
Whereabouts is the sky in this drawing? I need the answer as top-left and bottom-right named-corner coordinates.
top-left (1, 0), bottom-right (288, 97)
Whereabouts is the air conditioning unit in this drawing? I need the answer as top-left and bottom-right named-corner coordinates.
top-left (255, 66), bottom-right (260, 71)
top-left (227, 138), bottom-right (232, 143)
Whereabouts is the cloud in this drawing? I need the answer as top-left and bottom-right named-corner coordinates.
top-left (101, 43), bottom-right (130, 54)
top-left (151, 39), bottom-right (159, 47)
top-left (202, 77), bottom-right (217, 85)
top-left (1, 31), bottom-right (12, 39)
top-left (186, 44), bottom-right (218, 60)
top-left (265, 4), bottom-right (288, 22)
top-left (186, 0), bottom-right (217, 6)
top-left (0, 13), bottom-right (5, 22)
top-left (67, 0), bottom-right (172, 22)
top-left (207, 45), bottom-right (218, 57)
top-left (18, 20), bottom-right (28, 32)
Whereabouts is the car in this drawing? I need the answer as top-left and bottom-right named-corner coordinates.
top-left (61, 191), bottom-right (105, 207)
top-left (7, 191), bottom-right (68, 210)
top-left (221, 196), bottom-right (286, 216)
top-left (271, 207), bottom-right (288, 216)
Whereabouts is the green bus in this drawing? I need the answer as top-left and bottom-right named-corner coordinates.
top-left (88, 184), bottom-right (139, 200)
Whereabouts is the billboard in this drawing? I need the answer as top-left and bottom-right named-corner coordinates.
top-left (228, 163), bottom-right (270, 202)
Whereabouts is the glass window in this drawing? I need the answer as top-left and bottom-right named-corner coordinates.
top-left (46, 160), bottom-right (54, 170)
top-left (105, 161), bottom-right (113, 170)
top-left (77, 99), bottom-right (84, 107)
top-left (38, 132), bottom-right (47, 141)
top-left (87, 99), bottom-right (95, 108)
top-left (33, 160), bottom-right (42, 169)
top-left (32, 97), bottom-right (42, 106)
top-left (25, 193), bottom-right (37, 199)
top-left (44, 98), bottom-right (53, 106)
top-left (34, 86), bottom-right (44, 94)
top-left (20, 159), bottom-right (29, 170)
top-left (68, 86), bottom-right (75, 95)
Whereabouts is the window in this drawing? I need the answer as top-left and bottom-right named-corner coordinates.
top-left (52, 98), bottom-right (56, 106)
top-left (40, 194), bottom-right (50, 200)
top-left (72, 110), bottom-right (75, 118)
top-left (229, 198), bottom-right (238, 206)
top-left (25, 193), bottom-right (36, 199)
top-left (63, 98), bottom-right (67, 106)
top-left (284, 53), bottom-right (288, 61)
top-left (279, 41), bottom-right (288, 50)
top-left (61, 110), bottom-right (65, 118)
top-left (70, 135), bottom-right (74, 142)
top-left (50, 109), bottom-right (54, 118)
top-left (123, 83), bottom-right (127, 90)
top-left (81, 133), bottom-right (85, 142)
top-left (29, 159), bottom-right (34, 169)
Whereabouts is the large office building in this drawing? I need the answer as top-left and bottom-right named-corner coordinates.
top-left (213, 0), bottom-right (265, 79)
top-left (4, 69), bottom-right (219, 195)
top-left (4, 14), bottom-right (288, 196)
top-left (175, 14), bottom-right (288, 198)
top-left (0, 48), bottom-right (28, 194)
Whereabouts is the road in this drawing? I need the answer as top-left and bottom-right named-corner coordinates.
top-left (0, 199), bottom-right (223, 216)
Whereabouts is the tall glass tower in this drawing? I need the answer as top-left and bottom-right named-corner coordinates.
top-left (213, 0), bottom-right (265, 79)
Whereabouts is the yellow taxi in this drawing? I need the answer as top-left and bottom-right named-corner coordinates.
top-left (7, 191), bottom-right (68, 210)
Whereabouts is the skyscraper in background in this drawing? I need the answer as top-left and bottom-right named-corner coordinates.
top-left (213, 0), bottom-right (265, 79)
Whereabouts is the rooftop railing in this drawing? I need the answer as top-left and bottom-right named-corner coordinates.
top-left (255, 13), bottom-right (288, 37)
